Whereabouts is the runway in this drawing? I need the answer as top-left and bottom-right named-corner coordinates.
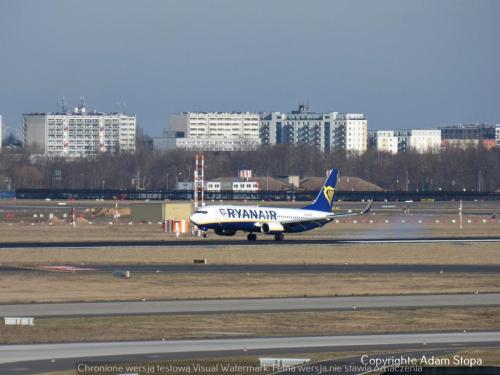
top-left (3, 263), bottom-right (500, 274)
top-left (2, 293), bottom-right (499, 317)
top-left (2, 235), bottom-right (500, 249)
top-left (1, 331), bottom-right (499, 374)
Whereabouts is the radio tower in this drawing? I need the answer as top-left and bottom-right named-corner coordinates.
top-left (193, 153), bottom-right (205, 210)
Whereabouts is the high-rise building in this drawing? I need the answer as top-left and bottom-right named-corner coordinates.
top-left (23, 102), bottom-right (136, 157)
top-left (156, 112), bottom-right (261, 151)
top-left (331, 113), bottom-right (368, 154)
top-left (259, 105), bottom-right (328, 150)
top-left (259, 105), bottom-right (368, 154)
top-left (156, 106), bottom-right (368, 154)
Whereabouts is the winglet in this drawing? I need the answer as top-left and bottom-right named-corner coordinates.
top-left (361, 200), bottom-right (373, 215)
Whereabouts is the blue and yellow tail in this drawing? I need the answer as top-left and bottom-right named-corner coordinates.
top-left (303, 169), bottom-right (338, 212)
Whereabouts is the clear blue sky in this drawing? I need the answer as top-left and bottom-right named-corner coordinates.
top-left (1, 0), bottom-right (499, 136)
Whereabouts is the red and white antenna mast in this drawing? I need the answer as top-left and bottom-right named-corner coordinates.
top-left (193, 153), bottom-right (205, 209)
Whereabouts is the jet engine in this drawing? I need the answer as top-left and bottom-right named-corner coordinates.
top-left (261, 222), bottom-right (285, 233)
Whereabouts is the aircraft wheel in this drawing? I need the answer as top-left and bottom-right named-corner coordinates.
top-left (274, 233), bottom-right (284, 241)
top-left (202, 232), bottom-right (208, 238)
top-left (247, 233), bottom-right (257, 241)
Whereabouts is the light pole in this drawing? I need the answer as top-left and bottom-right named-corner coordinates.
top-left (175, 172), bottom-right (183, 189)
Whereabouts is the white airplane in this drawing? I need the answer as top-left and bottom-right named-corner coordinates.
top-left (189, 168), bottom-right (372, 241)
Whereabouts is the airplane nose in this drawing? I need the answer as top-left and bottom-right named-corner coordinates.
top-left (189, 214), bottom-right (199, 226)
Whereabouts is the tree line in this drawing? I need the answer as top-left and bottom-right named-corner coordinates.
top-left (1, 144), bottom-right (499, 192)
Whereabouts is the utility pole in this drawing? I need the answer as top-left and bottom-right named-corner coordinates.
top-left (459, 200), bottom-right (463, 230)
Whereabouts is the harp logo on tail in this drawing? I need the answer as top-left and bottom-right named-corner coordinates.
top-left (323, 186), bottom-right (335, 204)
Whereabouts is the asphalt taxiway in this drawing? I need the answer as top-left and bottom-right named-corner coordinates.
top-left (1, 293), bottom-right (499, 318)
top-left (2, 236), bottom-right (500, 249)
top-left (1, 332), bottom-right (500, 374)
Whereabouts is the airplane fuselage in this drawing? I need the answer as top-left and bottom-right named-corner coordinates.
top-left (190, 205), bottom-right (331, 235)
top-left (189, 168), bottom-right (370, 241)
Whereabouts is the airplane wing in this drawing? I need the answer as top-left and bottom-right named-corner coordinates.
top-left (327, 200), bottom-right (373, 219)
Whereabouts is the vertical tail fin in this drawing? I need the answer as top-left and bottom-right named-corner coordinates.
top-left (303, 168), bottom-right (338, 212)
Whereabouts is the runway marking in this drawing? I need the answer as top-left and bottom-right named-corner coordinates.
top-left (34, 265), bottom-right (97, 272)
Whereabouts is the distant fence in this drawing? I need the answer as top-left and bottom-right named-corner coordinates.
top-left (14, 188), bottom-right (500, 201)
top-left (0, 191), bottom-right (15, 199)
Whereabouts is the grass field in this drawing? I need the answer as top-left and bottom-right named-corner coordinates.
top-left (1, 242), bottom-right (499, 266)
top-left (1, 307), bottom-right (499, 344)
top-left (1, 272), bottom-right (499, 303)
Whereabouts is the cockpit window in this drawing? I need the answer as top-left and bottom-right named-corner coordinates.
top-left (195, 210), bottom-right (208, 214)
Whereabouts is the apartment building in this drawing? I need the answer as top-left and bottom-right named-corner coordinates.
top-left (23, 104), bottom-right (136, 157)
top-left (439, 123), bottom-right (499, 150)
top-left (331, 113), bottom-right (368, 154)
top-left (162, 112), bottom-right (261, 151)
top-left (259, 105), bottom-right (368, 154)
top-left (370, 130), bottom-right (399, 154)
top-left (394, 129), bottom-right (441, 153)
top-left (439, 123), bottom-right (497, 140)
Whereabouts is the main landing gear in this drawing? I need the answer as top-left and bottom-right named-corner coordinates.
top-left (274, 233), bottom-right (284, 241)
top-left (247, 233), bottom-right (284, 241)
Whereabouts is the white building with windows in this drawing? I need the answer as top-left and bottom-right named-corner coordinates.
top-left (175, 137), bottom-right (260, 151)
top-left (23, 104), bottom-right (136, 157)
top-left (372, 130), bottom-right (398, 154)
top-left (393, 129), bottom-right (441, 153)
top-left (331, 113), bottom-right (368, 154)
top-left (162, 112), bottom-right (261, 151)
top-left (259, 105), bottom-right (368, 154)
top-left (409, 129), bottom-right (441, 153)
top-left (157, 106), bottom-right (368, 154)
